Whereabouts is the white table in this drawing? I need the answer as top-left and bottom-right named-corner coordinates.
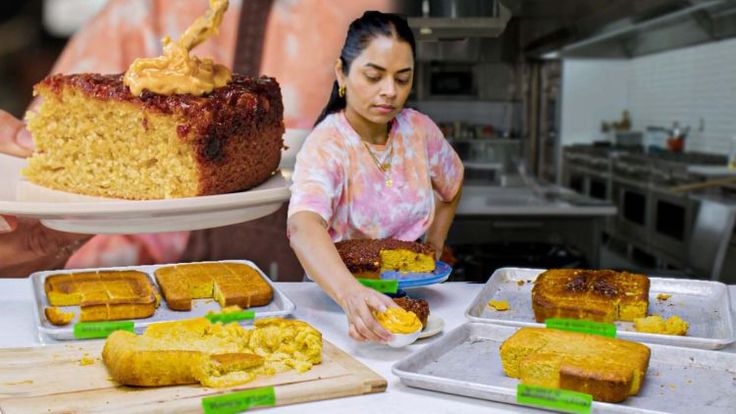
top-left (1, 281), bottom-right (734, 413)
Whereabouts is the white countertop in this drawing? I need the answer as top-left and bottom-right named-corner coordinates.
top-left (1, 280), bottom-right (733, 413)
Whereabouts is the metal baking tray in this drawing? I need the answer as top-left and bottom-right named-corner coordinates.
top-left (31, 260), bottom-right (296, 341)
top-left (465, 267), bottom-right (735, 350)
top-left (393, 322), bottom-right (736, 414)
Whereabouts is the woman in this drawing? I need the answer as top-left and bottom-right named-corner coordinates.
top-left (287, 11), bottom-right (464, 343)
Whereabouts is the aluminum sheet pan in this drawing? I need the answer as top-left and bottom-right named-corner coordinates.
top-left (393, 322), bottom-right (736, 414)
top-left (32, 260), bottom-right (296, 341)
top-left (464, 267), bottom-right (735, 350)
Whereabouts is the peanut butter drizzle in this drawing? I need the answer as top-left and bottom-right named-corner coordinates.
top-left (124, 0), bottom-right (232, 96)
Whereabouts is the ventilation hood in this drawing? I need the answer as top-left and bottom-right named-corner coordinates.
top-left (552, 0), bottom-right (736, 58)
top-left (397, 0), bottom-right (512, 41)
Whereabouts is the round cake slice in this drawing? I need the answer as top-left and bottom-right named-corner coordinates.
top-left (335, 239), bottom-right (436, 279)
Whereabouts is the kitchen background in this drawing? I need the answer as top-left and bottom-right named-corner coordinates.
top-left (1, 0), bottom-right (735, 283)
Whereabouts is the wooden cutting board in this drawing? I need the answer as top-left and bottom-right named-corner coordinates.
top-left (0, 339), bottom-right (386, 413)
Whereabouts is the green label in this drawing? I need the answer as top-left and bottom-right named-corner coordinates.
top-left (357, 278), bottom-right (398, 294)
top-left (206, 310), bottom-right (255, 324)
top-left (202, 386), bottom-right (276, 414)
top-left (545, 318), bottom-right (617, 338)
top-left (517, 384), bottom-right (592, 414)
top-left (73, 321), bottom-right (134, 339)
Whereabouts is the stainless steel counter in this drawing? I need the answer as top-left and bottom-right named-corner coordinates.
top-left (456, 185), bottom-right (616, 216)
top-left (449, 184), bottom-right (616, 273)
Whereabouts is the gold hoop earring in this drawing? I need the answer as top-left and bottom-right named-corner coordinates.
top-left (338, 86), bottom-right (346, 98)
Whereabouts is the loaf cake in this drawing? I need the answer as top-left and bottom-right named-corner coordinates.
top-left (44, 270), bottom-right (159, 322)
top-left (393, 297), bottom-right (429, 328)
top-left (23, 73), bottom-right (284, 199)
top-left (102, 316), bottom-right (322, 388)
top-left (532, 269), bottom-right (649, 323)
top-left (500, 327), bottom-right (651, 402)
top-left (154, 262), bottom-right (273, 311)
top-left (335, 239), bottom-right (436, 279)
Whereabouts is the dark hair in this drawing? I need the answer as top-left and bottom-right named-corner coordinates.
top-left (314, 11), bottom-right (416, 127)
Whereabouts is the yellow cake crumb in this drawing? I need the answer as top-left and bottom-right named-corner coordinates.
top-left (634, 315), bottom-right (688, 336)
top-left (79, 357), bottom-right (95, 366)
top-left (488, 300), bottom-right (510, 311)
top-left (656, 293), bottom-right (672, 301)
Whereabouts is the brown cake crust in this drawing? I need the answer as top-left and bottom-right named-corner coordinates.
top-left (36, 73), bottom-right (284, 196)
top-left (532, 269), bottom-right (650, 323)
top-left (335, 239), bottom-right (435, 274)
top-left (393, 297), bottom-right (430, 327)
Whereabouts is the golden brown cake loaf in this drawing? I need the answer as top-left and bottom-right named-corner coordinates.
top-left (23, 74), bottom-right (284, 199)
top-left (335, 239), bottom-right (436, 279)
top-left (532, 269), bottom-right (649, 323)
top-left (44, 270), bottom-right (158, 322)
top-left (499, 327), bottom-right (651, 403)
top-left (154, 262), bottom-right (273, 311)
top-left (102, 317), bottom-right (322, 388)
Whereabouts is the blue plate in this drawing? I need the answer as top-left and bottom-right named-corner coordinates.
top-left (380, 261), bottom-right (452, 289)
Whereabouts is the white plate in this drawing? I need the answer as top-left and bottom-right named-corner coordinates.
top-left (0, 153), bottom-right (291, 234)
top-left (418, 314), bottom-right (444, 339)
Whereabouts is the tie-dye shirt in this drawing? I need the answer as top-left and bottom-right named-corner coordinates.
top-left (288, 109), bottom-right (463, 242)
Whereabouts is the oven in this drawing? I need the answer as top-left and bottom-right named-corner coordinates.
top-left (648, 187), bottom-right (696, 266)
top-left (612, 177), bottom-right (651, 247)
top-left (563, 164), bottom-right (586, 194)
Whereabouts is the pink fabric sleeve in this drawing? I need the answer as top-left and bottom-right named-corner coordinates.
top-left (287, 129), bottom-right (344, 225)
top-left (424, 116), bottom-right (464, 202)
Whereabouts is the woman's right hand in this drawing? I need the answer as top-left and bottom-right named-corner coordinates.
top-left (337, 283), bottom-right (398, 343)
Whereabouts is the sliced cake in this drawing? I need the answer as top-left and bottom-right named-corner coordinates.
top-left (335, 239), bottom-right (436, 279)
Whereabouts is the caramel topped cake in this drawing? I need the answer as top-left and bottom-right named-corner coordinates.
top-left (335, 239), bottom-right (436, 279)
top-left (393, 297), bottom-right (430, 328)
top-left (23, 0), bottom-right (284, 199)
top-left (532, 269), bottom-right (650, 323)
top-left (24, 74), bottom-right (283, 199)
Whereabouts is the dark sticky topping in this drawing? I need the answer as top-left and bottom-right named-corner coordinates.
top-left (335, 239), bottom-right (435, 273)
top-left (591, 278), bottom-right (619, 297)
top-left (566, 275), bottom-right (588, 293)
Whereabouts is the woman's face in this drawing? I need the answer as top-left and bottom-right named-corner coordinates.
top-left (338, 35), bottom-right (414, 125)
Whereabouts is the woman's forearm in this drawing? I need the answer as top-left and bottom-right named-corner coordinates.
top-left (287, 211), bottom-right (361, 305)
top-left (426, 187), bottom-right (462, 257)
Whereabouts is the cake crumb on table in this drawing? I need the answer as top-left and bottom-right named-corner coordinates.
top-left (488, 300), bottom-right (510, 311)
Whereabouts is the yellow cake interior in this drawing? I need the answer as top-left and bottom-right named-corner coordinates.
top-left (24, 85), bottom-right (199, 199)
top-left (103, 317), bottom-right (322, 388)
top-left (379, 248), bottom-right (435, 273)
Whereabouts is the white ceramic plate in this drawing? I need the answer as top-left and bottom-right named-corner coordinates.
top-left (0, 153), bottom-right (292, 234)
top-left (418, 314), bottom-right (444, 339)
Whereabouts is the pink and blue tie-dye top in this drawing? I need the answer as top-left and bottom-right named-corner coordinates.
top-left (288, 108), bottom-right (463, 242)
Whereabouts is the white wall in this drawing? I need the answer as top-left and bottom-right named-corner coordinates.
top-left (559, 60), bottom-right (630, 146)
top-left (627, 37), bottom-right (736, 154)
top-left (560, 37), bottom-right (736, 155)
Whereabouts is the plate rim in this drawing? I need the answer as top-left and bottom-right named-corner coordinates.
top-left (0, 153), bottom-right (291, 217)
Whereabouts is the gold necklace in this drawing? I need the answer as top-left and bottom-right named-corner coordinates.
top-left (362, 141), bottom-right (393, 187)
